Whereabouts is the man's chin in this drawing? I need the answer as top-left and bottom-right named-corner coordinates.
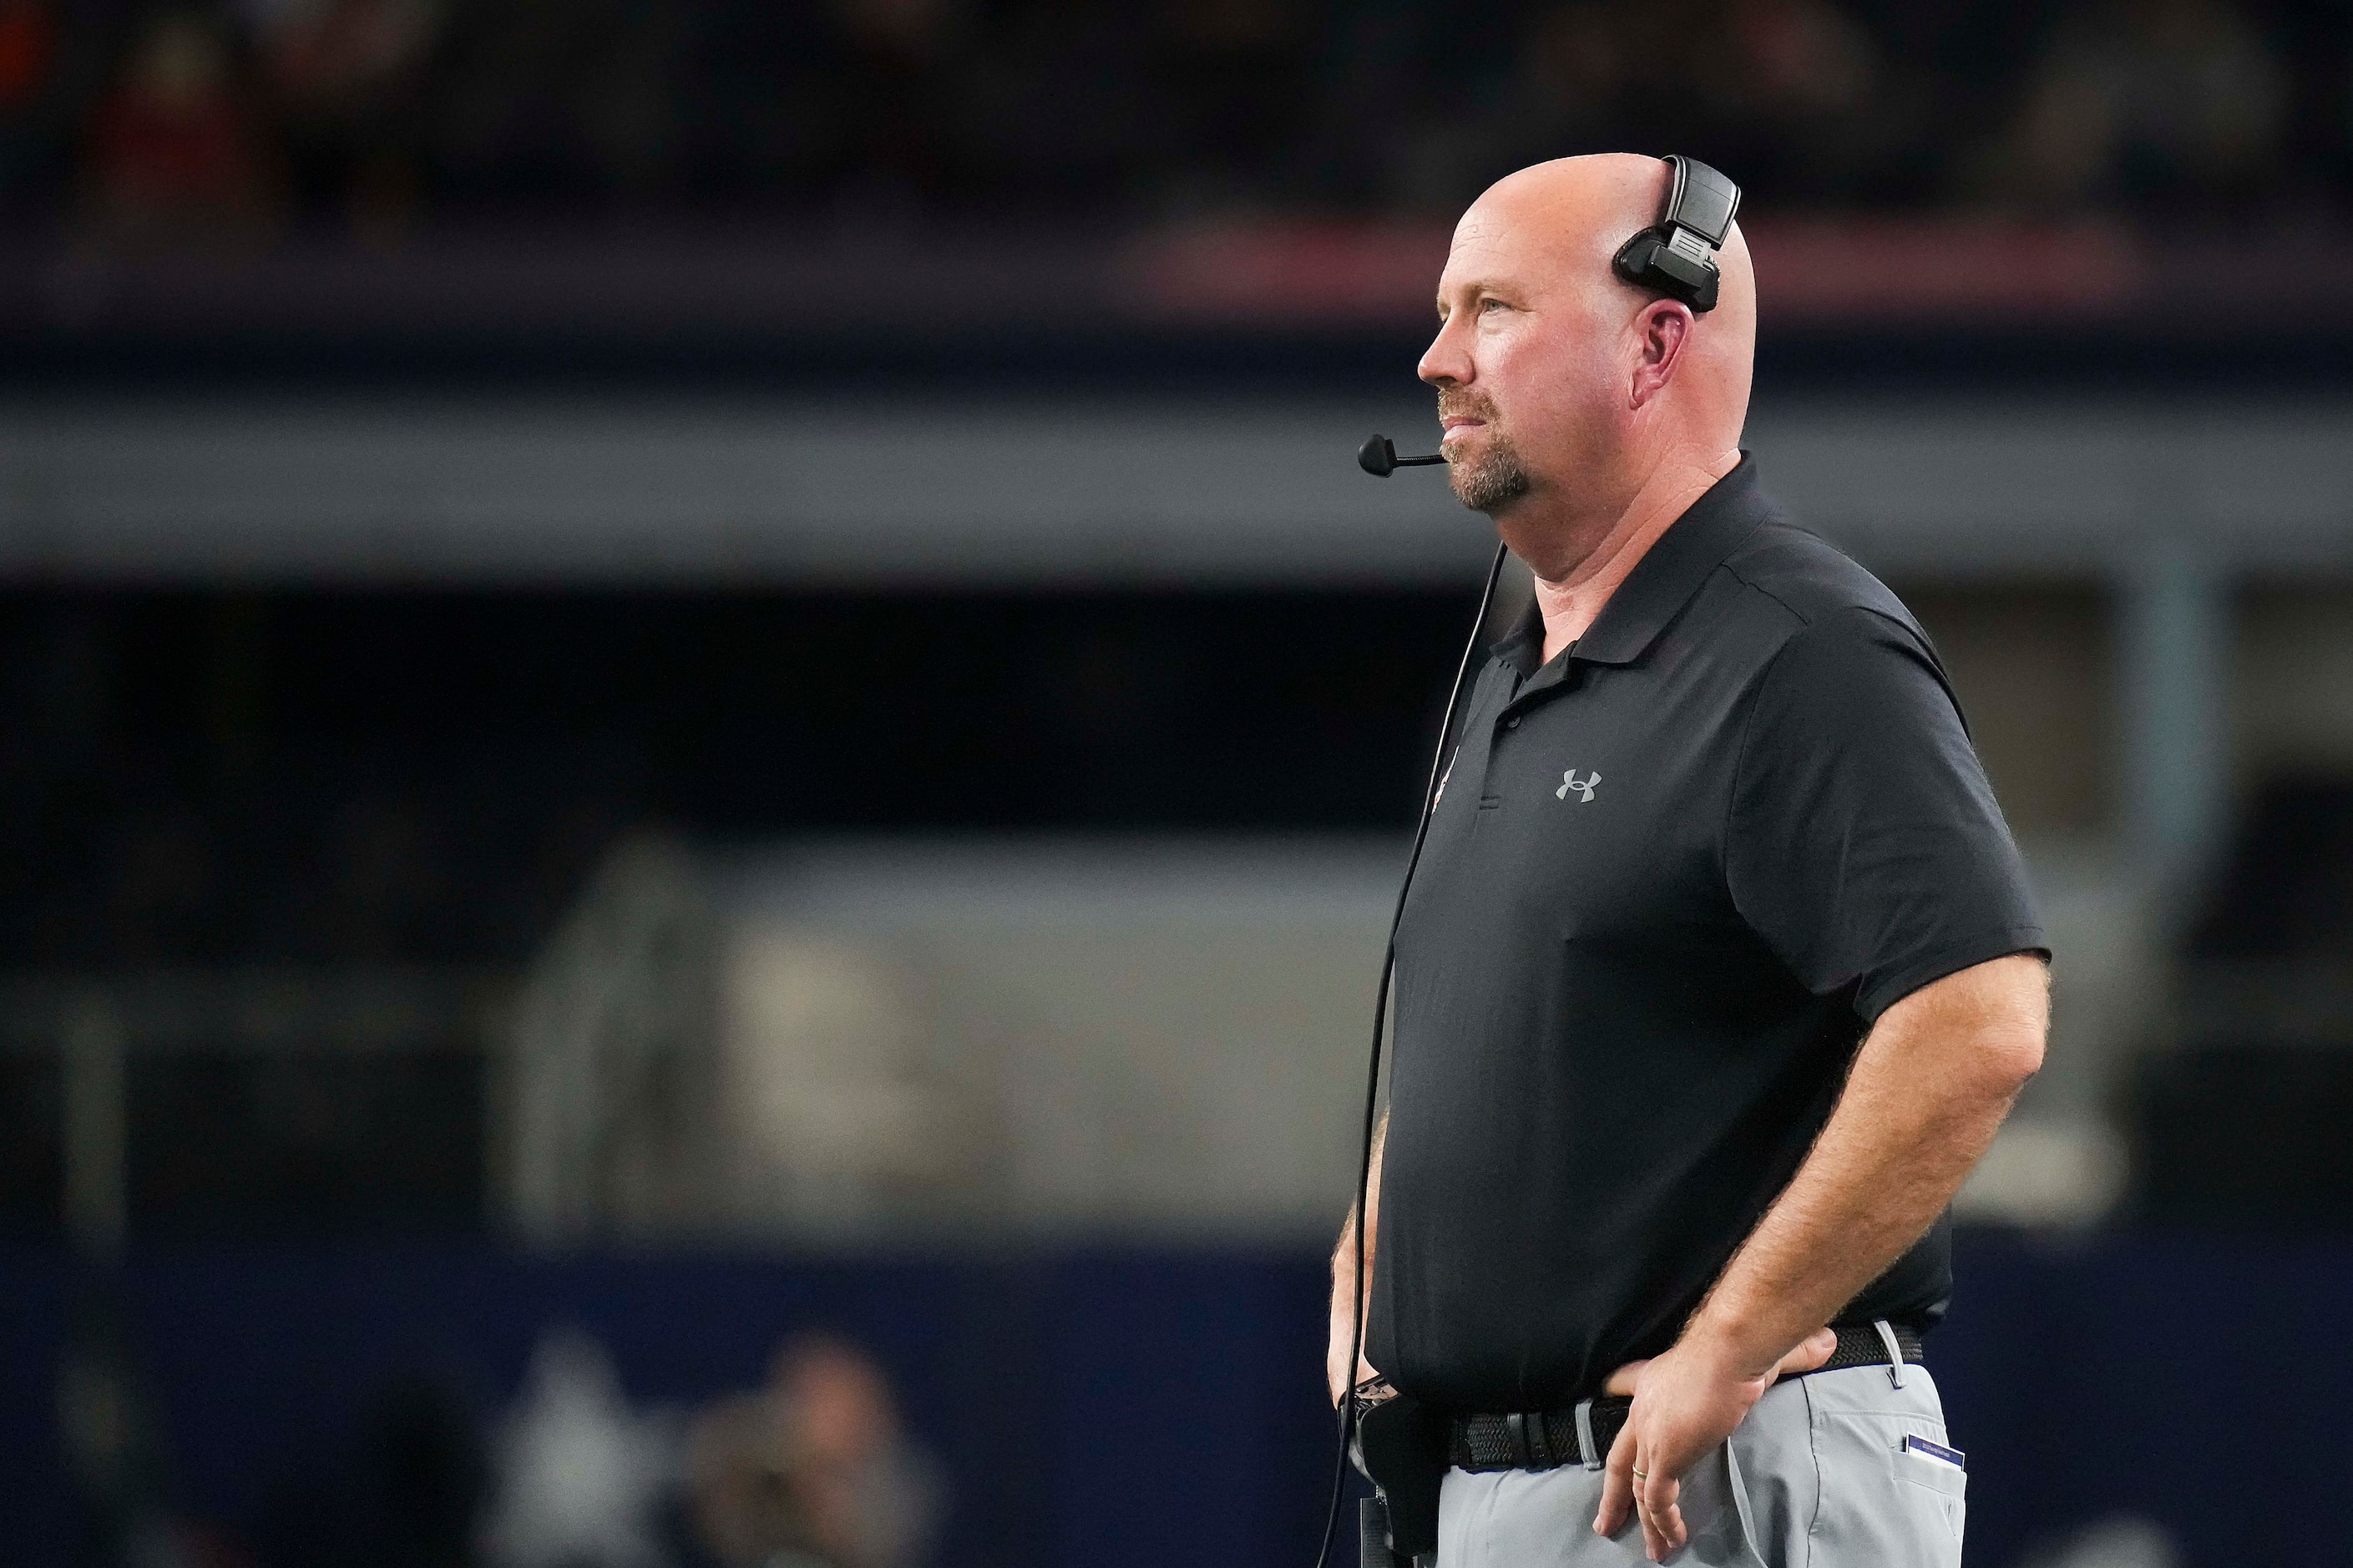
top-left (1450, 458), bottom-right (1532, 516)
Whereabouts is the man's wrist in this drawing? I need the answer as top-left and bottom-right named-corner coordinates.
top-left (1677, 1300), bottom-right (1791, 1383)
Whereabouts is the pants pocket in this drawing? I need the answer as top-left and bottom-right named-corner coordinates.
top-left (1805, 1404), bottom-right (1965, 1568)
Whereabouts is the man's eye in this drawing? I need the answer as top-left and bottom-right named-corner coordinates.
top-left (1480, 298), bottom-right (1510, 314)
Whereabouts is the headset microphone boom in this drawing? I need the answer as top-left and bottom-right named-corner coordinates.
top-left (1357, 434), bottom-right (1447, 478)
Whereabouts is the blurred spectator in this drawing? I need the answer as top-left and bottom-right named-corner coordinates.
top-left (1688, 0), bottom-right (1911, 200)
top-left (482, 1328), bottom-right (679, 1568)
top-left (81, 10), bottom-right (281, 250)
top-left (824, 0), bottom-right (972, 212)
top-left (1385, 0), bottom-right (1637, 211)
top-left (0, 0), bottom-right (53, 107)
top-left (959, 0), bottom-right (1169, 214)
top-left (1710, 0), bottom-right (1878, 120)
top-left (1151, 0), bottom-right (1313, 210)
top-left (1976, 0), bottom-right (2287, 214)
top-left (428, 0), bottom-right (682, 208)
top-left (0, 0), bottom-right (64, 207)
top-left (1521, 0), bottom-right (1635, 141)
top-left (240, 0), bottom-right (442, 241)
top-left (687, 1334), bottom-right (942, 1568)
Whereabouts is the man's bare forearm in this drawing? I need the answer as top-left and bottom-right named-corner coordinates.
top-left (1327, 1111), bottom-right (1387, 1399)
top-left (1331, 1110), bottom-right (1386, 1298)
top-left (1683, 954), bottom-right (2048, 1373)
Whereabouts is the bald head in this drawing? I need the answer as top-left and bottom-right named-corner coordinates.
top-left (1418, 154), bottom-right (1755, 577)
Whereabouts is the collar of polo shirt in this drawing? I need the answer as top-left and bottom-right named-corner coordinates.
top-left (1496, 453), bottom-right (1769, 675)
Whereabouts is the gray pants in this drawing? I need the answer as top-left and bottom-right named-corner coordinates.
top-left (1437, 1367), bottom-right (1966, 1568)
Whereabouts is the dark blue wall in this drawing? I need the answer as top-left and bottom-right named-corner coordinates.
top-left (1, 1232), bottom-right (2342, 1568)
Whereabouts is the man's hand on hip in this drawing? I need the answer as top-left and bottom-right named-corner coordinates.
top-left (1592, 1325), bottom-right (1836, 1561)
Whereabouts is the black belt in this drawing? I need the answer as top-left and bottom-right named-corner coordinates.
top-left (1446, 1323), bottom-right (1925, 1473)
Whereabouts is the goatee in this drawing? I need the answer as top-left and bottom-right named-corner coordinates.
top-left (1450, 436), bottom-right (1531, 514)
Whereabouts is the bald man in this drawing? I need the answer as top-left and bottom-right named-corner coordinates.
top-left (1328, 156), bottom-right (2050, 1566)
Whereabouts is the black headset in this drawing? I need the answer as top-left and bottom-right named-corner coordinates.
top-left (1610, 154), bottom-right (1741, 314)
top-left (1326, 154), bottom-right (1742, 1568)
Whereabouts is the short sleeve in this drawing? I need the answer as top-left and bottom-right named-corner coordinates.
top-left (1725, 605), bottom-right (2048, 1021)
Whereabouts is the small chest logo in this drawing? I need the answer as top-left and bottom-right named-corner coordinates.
top-left (1556, 769), bottom-right (1600, 803)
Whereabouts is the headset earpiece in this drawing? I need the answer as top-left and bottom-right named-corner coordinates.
top-left (1610, 154), bottom-right (1741, 314)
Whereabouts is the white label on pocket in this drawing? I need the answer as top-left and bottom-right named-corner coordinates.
top-left (1900, 1434), bottom-right (1966, 1471)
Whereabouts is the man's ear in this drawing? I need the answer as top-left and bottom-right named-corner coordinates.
top-left (1629, 300), bottom-right (1694, 410)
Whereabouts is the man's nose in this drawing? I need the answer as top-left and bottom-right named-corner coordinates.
top-left (1418, 321), bottom-right (1472, 387)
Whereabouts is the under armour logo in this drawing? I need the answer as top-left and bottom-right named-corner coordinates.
top-left (1556, 769), bottom-right (1599, 803)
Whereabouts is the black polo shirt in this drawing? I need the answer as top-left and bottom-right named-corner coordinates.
top-left (1367, 454), bottom-right (2046, 1414)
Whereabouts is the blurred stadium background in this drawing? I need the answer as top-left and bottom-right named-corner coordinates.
top-left (3, 0), bottom-right (2352, 1565)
